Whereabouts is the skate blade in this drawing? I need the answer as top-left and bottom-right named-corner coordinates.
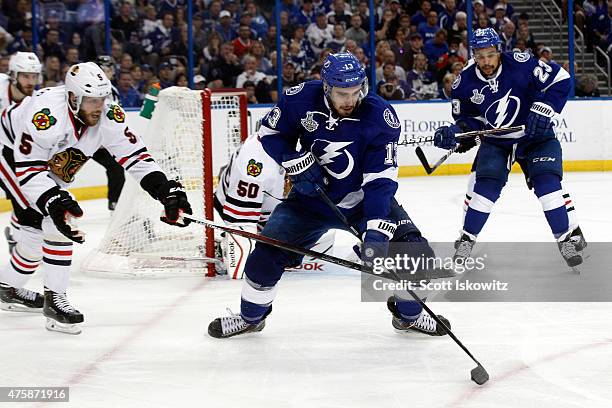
top-left (569, 254), bottom-right (590, 274)
top-left (0, 302), bottom-right (42, 313)
top-left (45, 318), bottom-right (81, 335)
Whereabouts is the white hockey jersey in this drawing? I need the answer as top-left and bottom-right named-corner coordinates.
top-left (214, 133), bottom-right (285, 230)
top-left (0, 86), bottom-right (164, 211)
top-left (0, 74), bottom-right (13, 113)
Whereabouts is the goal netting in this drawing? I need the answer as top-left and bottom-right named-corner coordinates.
top-left (81, 87), bottom-right (247, 278)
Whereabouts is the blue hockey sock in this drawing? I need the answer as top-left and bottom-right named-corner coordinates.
top-left (240, 275), bottom-right (278, 323)
top-left (395, 299), bottom-right (423, 322)
top-left (240, 299), bottom-right (271, 324)
top-left (532, 174), bottom-right (570, 238)
top-left (463, 178), bottom-right (504, 237)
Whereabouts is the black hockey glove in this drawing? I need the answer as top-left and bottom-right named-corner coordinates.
top-left (455, 136), bottom-right (477, 153)
top-left (157, 180), bottom-right (192, 227)
top-left (40, 187), bottom-right (85, 243)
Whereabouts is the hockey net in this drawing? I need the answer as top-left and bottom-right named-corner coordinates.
top-left (81, 87), bottom-right (247, 278)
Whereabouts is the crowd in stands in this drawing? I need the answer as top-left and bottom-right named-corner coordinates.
top-left (0, 0), bottom-right (603, 107)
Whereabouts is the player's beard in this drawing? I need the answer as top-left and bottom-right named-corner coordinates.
top-left (16, 82), bottom-right (35, 97)
top-left (78, 109), bottom-right (103, 127)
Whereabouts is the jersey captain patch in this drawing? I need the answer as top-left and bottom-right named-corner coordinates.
top-left (106, 105), bottom-right (125, 123)
top-left (31, 108), bottom-right (57, 130)
top-left (246, 159), bottom-right (263, 177)
top-left (48, 147), bottom-right (89, 182)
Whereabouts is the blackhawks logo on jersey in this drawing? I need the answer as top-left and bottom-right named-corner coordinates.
top-left (48, 147), bottom-right (89, 183)
top-left (31, 108), bottom-right (57, 130)
top-left (246, 159), bottom-right (263, 177)
top-left (106, 105), bottom-right (125, 123)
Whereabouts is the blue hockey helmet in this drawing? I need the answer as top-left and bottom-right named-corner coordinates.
top-left (321, 52), bottom-right (368, 104)
top-left (470, 28), bottom-right (502, 51)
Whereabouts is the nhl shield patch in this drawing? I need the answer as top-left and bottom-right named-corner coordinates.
top-left (383, 108), bottom-right (400, 129)
top-left (246, 159), bottom-right (263, 177)
top-left (31, 108), bottom-right (57, 131)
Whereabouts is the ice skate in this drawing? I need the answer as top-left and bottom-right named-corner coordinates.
top-left (0, 283), bottom-right (43, 312)
top-left (558, 227), bottom-right (587, 273)
top-left (43, 290), bottom-right (84, 335)
top-left (453, 232), bottom-right (475, 261)
top-left (208, 308), bottom-right (267, 338)
top-left (387, 298), bottom-right (450, 336)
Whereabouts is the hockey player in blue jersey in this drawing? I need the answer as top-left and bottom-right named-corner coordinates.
top-left (433, 28), bottom-right (586, 267)
top-left (208, 52), bottom-right (450, 338)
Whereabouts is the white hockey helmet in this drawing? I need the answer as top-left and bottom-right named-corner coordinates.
top-left (8, 52), bottom-right (42, 82)
top-left (65, 62), bottom-right (112, 115)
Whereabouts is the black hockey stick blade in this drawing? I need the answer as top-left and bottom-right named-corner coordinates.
top-left (183, 215), bottom-right (456, 282)
top-left (414, 146), bottom-right (433, 174)
top-left (471, 364), bottom-right (489, 385)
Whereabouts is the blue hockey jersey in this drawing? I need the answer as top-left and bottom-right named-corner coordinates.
top-left (258, 80), bottom-right (400, 223)
top-left (451, 52), bottom-right (571, 142)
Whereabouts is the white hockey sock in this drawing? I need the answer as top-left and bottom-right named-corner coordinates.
top-left (42, 239), bottom-right (73, 293)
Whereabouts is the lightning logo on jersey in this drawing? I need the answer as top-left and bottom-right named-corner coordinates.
top-left (312, 140), bottom-right (354, 180)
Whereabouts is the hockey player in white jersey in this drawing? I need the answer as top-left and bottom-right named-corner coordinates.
top-left (0, 52), bottom-right (42, 253)
top-left (214, 133), bottom-right (335, 278)
top-left (0, 62), bottom-right (193, 334)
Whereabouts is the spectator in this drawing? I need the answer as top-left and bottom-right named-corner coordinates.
top-left (288, 40), bottom-right (310, 73)
top-left (313, 0), bottom-right (331, 16)
top-left (193, 74), bottom-right (207, 90)
top-left (43, 55), bottom-right (62, 84)
top-left (141, 5), bottom-right (158, 37)
top-left (450, 61), bottom-right (463, 76)
top-left (378, 73), bottom-right (406, 100)
top-left (279, 11), bottom-right (295, 40)
top-left (472, 0), bottom-right (486, 27)
top-left (327, 0), bottom-right (352, 28)
top-left (157, 0), bottom-right (185, 19)
top-left (174, 72), bottom-right (189, 87)
top-left (41, 11), bottom-right (68, 45)
top-left (8, 0), bottom-right (29, 34)
top-left (233, 24), bottom-right (254, 59)
top-left (356, 0), bottom-right (372, 31)
top-left (9, 29), bottom-right (33, 53)
top-left (250, 40), bottom-right (273, 74)
top-left (407, 53), bottom-right (438, 99)
top-left (401, 32), bottom-right (425, 71)
top-left (592, 2), bottom-right (611, 49)
top-left (435, 49), bottom-right (465, 83)
top-left (280, 0), bottom-right (300, 18)
top-left (354, 46), bottom-right (369, 67)
top-left (261, 25), bottom-right (278, 52)
top-left (293, 25), bottom-right (316, 65)
top-left (516, 24), bottom-right (536, 53)
top-left (202, 0), bottom-right (222, 27)
top-left (385, 0), bottom-right (404, 40)
top-left (202, 31), bottom-right (222, 69)
top-left (130, 64), bottom-right (146, 94)
top-left (143, 11), bottom-right (178, 62)
top-left (377, 62), bottom-right (415, 99)
top-left (423, 29), bottom-right (449, 64)
top-left (345, 14), bottom-right (368, 46)
top-left (0, 56), bottom-right (9, 73)
top-left (539, 46), bottom-right (555, 63)
top-left (239, 12), bottom-right (259, 40)
top-left (411, 0), bottom-right (432, 31)
top-left (513, 38), bottom-right (528, 53)
top-left (207, 42), bottom-right (243, 88)
top-left (116, 71), bottom-right (142, 107)
top-left (42, 29), bottom-right (65, 62)
top-left (500, 21), bottom-right (516, 52)
top-left (111, 2), bottom-right (139, 44)
top-left (491, 3), bottom-right (511, 32)
top-left (217, 10), bottom-right (237, 42)
top-left (449, 11), bottom-right (468, 43)
top-left (270, 61), bottom-right (302, 101)
top-left (476, 12), bottom-right (491, 30)
top-left (376, 9), bottom-right (395, 41)
top-left (458, 30), bottom-right (469, 59)
top-left (65, 46), bottom-right (81, 65)
top-left (157, 61), bottom-right (176, 88)
top-left (243, 80), bottom-right (259, 104)
top-left (376, 49), bottom-right (407, 82)
top-left (390, 27), bottom-right (411, 70)
top-left (418, 11), bottom-right (439, 43)
top-left (236, 54), bottom-right (267, 88)
top-left (191, 13), bottom-right (208, 52)
top-left (375, 40), bottom-right (392, 68)
top-left (306, 12), bottom-right (334, 57)
top-left (439, 0), bottom-right (458, 30)
top-left (77, 0), bottom-right (105, 27)
top-left (68, 32), bottom-right (87, 60)
top-left (294, 0), bottom-right (317, 26)
top-left (496, 0), bottom-right (514, 17)
top-left (119, 53), bottom-right (134, 73)
top-left (438, 72), bottom-right (456, 99)
top-left (344, 39), bottom-right (358, 54)
top-left (245, 2), bottom-right (269, 39)
top-left (575, 74), bottom-right (600, 97)
top-left (326, 24), bottom-right (347, 53)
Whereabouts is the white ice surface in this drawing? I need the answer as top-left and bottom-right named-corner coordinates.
top-left (0, 172), bottom-right (611, 408)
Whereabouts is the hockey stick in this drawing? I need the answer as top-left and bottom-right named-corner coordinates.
top-left (413, 125), bottom-right (525, 175)
top-left (183, 215), bottom-right (453, 282)
top-left (315, 186), bottom-right (490, 385)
